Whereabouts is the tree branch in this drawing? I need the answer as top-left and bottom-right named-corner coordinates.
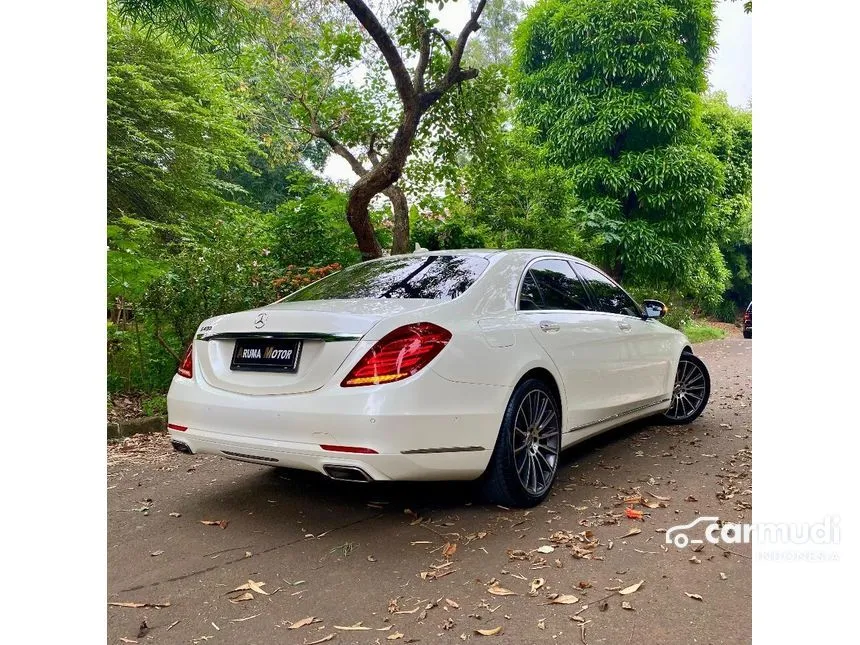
top-left (314, 127), bottom-right (369, 178)
top-left (293, 93), bottom-right (368, 177)
top-left (419, 0), bottom-right (488, 113)
top-left (342, 0), bottom-right (416, 105)
top-left (413, 28), bottom-right (432, 93)
top-left (367, 132), bottom-right (381, 167)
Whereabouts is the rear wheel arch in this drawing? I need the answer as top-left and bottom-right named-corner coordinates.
top-left (682, 345), bottom-right (693, 355)
top-left (518, 367), bottom-right (563, 425)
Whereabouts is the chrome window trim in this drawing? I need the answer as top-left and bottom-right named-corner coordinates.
top-left (514, 255), bottom-right (594, 313)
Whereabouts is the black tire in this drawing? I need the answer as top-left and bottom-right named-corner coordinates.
top-left (743, 329), bottom-right (752, 339)
top-left (481, 378), bottom-right (562, 507)
top-left (661, 353), bottom-right (711, 425)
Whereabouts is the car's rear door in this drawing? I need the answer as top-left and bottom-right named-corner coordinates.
top-left (518, 258), bottom-right (623, 431)
top-left (572, 262), bottom-right (673, 410)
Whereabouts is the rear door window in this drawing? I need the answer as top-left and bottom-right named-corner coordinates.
top-left (519, 259), bottom-right (592, 311)
top-left (283, 255), bottom-right (490, 302)
top-left (573, 263), bottom-right (641, 317)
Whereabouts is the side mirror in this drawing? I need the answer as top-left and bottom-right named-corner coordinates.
top-left (642, 299), bottom-right (667, 319)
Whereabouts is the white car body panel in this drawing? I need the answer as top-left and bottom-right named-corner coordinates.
top-left (168, 249), bottom-right (689, 482)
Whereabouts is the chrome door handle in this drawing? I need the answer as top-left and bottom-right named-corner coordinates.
top-left (539, 321), bottom-right (561, 333)
top-left (618, 320), bottom-right (632, 331)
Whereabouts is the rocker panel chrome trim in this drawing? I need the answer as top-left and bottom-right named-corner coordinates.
top-left (565, 398), bottom-right (672, 434)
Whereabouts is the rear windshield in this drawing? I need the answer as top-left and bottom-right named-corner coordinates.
top-left (283, 255), bottom-right (490, 302)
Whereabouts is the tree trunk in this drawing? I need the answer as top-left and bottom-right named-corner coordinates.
top-left (345, 106), bottom-right (420, 260)
top-left (384, 184), bottom-right (410, 255)
top-left (346, 191), bottom-right (384, 260)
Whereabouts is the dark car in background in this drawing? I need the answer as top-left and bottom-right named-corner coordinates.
top-left (743, 302), bottom-right (752, 339)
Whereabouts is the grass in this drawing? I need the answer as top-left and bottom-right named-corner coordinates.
top-left (681, 320), bottom-right (727, 343)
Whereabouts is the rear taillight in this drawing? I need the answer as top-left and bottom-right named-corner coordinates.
top-left (177, 343), bottom-right (193, 378)
top-left (341, 322), bottom-right (452, 387)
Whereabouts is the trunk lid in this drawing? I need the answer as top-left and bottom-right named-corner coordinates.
top-left (196, 299), bottom-right (437, 395)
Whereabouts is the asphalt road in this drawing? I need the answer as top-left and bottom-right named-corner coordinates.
top-left (108, 337), bottom-right (752, 644)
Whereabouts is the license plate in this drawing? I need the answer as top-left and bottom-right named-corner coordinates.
top-left (230, 338), bottom-right (302, 372)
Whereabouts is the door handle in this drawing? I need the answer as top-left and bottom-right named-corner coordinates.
top-left (539, 321), bottom-right (561, 333)
top-left (618, 320), bottom-right (632, 332)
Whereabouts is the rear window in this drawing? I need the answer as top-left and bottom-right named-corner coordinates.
top-left (283, 255), bottom-right (490, 302)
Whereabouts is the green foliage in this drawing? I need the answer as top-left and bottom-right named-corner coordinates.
top-left (681, 321), bottom-right (727, 343)
top-left (466, 129), bottom-right (591, 254)
top-left (141, 394), bottom-right (168, 417)
top-left (514, 0), bottom-right (728, 303)
top-left (271, 175), bottom-right (361, 268)
top-left (700, 92), bottom-right (752, 310)
top-left (113, 0), bottom-right (253, 52)
top-left (107, 9), bottom-right (361, 395)
top-left (107, 10), bottom-right (254, 225)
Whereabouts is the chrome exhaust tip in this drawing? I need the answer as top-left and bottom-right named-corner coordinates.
top-left (171, 440), bottom-right (193, 454)
top-left (323, 465), bottom-right (372, 482)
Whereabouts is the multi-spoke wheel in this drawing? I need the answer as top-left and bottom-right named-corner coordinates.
top-left (662, 353), bottom-right (711, 425)
top-left (482, 378), bottom-right (561, 507)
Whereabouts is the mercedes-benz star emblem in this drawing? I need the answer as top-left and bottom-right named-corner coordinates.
top-left (254, 312), bottom-right (268, 329)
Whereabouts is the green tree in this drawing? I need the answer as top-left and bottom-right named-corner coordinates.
top-left (515, 0), bottom-right (728, 303)
top-left (700, 92), bottom-right (752, 310)
top-left (113, 0), bottom-right (252, 51)
top-left (107, 10), bottom-right (254, 226)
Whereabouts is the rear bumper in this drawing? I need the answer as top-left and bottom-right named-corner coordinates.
top-left (167, 369), bottom-right (509, 481)
top-left (168, 428), bottom-right (492, 480)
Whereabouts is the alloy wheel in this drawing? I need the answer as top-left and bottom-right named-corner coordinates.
top-left (512, 389), bottom-right (560, 496)
top-left (665, 356), bottom-right (708, 422)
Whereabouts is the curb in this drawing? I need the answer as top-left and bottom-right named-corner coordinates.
top-left (108, 415), bottom-right (167, 441)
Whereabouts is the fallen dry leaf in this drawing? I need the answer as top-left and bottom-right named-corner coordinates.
top-left (537, 618), bottom-right (546, 630)
top-left (230, 581), bottom-right (266, 594)
top-left (108, 601), bottom-right (171, 609)
top-left (305, 635), bottom-right (335, 645)
top-left (536, 545), bottom-right (555, 554)
top-left (475, 627), bottom-right (503, 636)
top-left (150, 550), bottom-right (164, 557)
top-left (487, 585), bottom-right (517, 597)
top-left (335, 623), bottom-right (372, 631)
top-left (445, 598), bottom-right (460, 609)
top-left (548, 594), bottom-right (579, 605)
top-left (119, 639), bottom-right (137, 644)
top-left (619, 580), bottom-right (644, 596)
top-left (686, 593), bottom-right (704, 601)
top-left (200, 520), bottom-right (229, 529)
top-left (719, 572), bottom-right (728, 580)
top-left (443, 543), bottom-right (458, 558)
top-left (387, 633), bottom-right (404, 640)
top-left (228, 592), bottom-right (254, 603)
top-left (288, 616), bottom-right (317, 630)
top-left (230, 614), bottom-right (260, 623)
top-left (621, 601), bottom-right (633, 610)
top-left (618, 527), bottom-right (642, 539)
top-left (625, 507), bottom-right (644, 520)
top-left (529, 578), bottom-right (545, 595)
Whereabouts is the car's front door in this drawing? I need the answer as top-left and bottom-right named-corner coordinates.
top-left (518, 259), bottom-right (624, 431)
top-left (572, 262), bottom-right (674, 410)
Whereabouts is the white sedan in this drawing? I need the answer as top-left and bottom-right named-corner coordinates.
top-left (167, 249), bottom-right (710, 507)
